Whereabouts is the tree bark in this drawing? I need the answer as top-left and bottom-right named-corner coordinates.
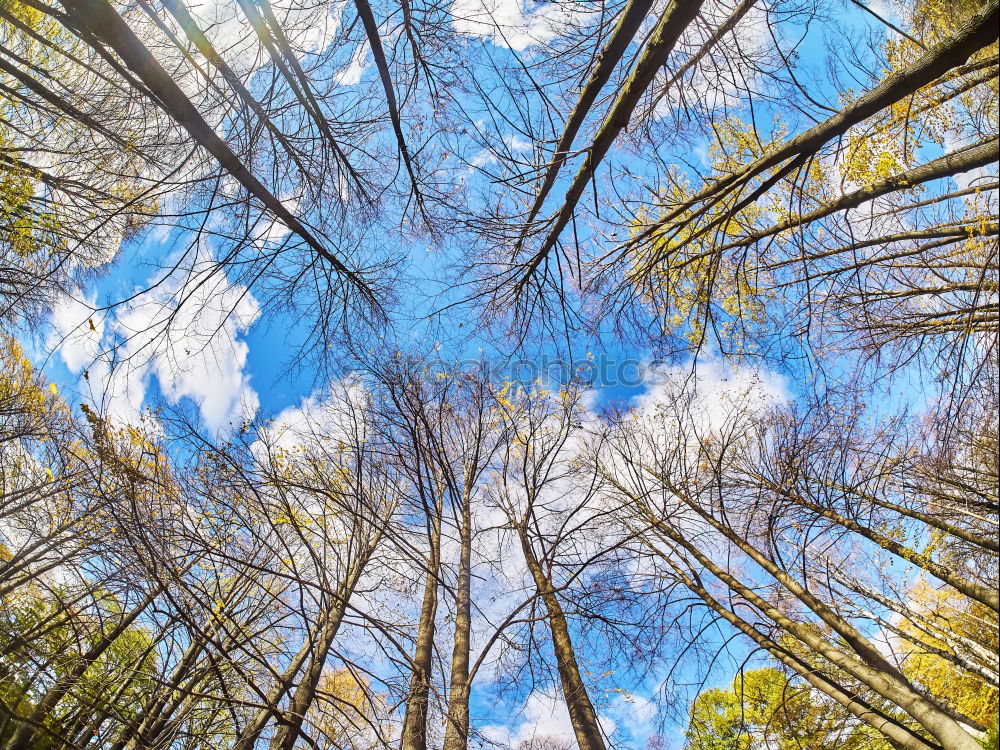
top-left (644, 512), bottom-right (982, 750)
top-left (400, 507), bottom-right (442, 750)
top-left (441, 486), bottom-right (473, 750)
top-left (518, 529), bottom-right (607, 750)
top-left (642, 535), bottom-right (942, 750)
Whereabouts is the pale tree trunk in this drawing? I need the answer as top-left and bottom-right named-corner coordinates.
top-left (268, 608), bottom-right (354, 750)
top-left (643, 536), bottom-right (941, 750)
top-left (233, 553), bottom-right (368, 750)
top-left (644, 514), bottom-right (983, 750)
top-left (268, 548), bottom-right (375, 750)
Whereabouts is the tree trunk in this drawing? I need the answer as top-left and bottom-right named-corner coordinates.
top-left (267, 551), bottom-right (372, 750)
top-left (518, 530), bottom-right (607, 750)
top-left (644, 536), bottom-right (941, 750)
top-left (400, 508), bottom-right (442, 750)
top-left (646, 514), bottom-right (982, 750)
top-left (441, 487), bottom-right (473, 750)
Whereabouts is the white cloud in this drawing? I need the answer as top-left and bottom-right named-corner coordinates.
top-left (503, 134), bottom-right (533, 152)
top-left (84, 357), bottom-right (151, 428)
top-left (866, 0), bottom-right (903, 25)
top-left (333, 41), bottom-right (369, 86)
top-left (639, 359), bottom-right (786, 421)
top-left (480, 690), bottom-right (616, 749)
top-left (50, 257), bottom-right (261, 434)
top-left (114, 265), bottom-right (260, 434)
top-left (587, 359), bottom-right (790, 580)
top-left (451, 0), bottom-right (586, 50)
top-left (945, 131), bottom-right (1000, 192)
top-left (183, 0), bottom-right (345, 74)
top-left (649, 0), bottom-right (775, 118)
top-left (49, 291), bottom-right (104, 375)
top-left (607, 692), bottom-right (657, 748)
top-left (250, 195), bottom-right (300, 246)
top-left (258, 375), bottom-right (368, 454)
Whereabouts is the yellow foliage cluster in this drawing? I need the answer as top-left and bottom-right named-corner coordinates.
top-left (1, 0), bottom-right (160, 270)
top-left (631, 119), bottom-right (783, 346)
top-left (0, 132), bottom-right (62, 258)
top-left (0, 0), bottom-right (69, 258)
top-left (841, 0), bottom-right (995, 190)
top-left (310, 667), bottom-right (385, 749)
top-left (901, 579), bottom-right (999, 729)
top-left (0, 334), bottom-right (51, 418)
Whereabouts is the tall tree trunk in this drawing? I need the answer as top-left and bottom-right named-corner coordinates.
top-left (518, 530), bottom-right (607, 750)
top-left (109, 627), bottom-right (211, 750)
top-left (644, 513), bottom-right (982, 750)
top-left (269, 518), bottom-right (389, 750)
top-left (643, 536), bottom-right (941, 750)
top-left (268, 606), bottom-right (354, 750)
top-left (400, 507), bottom-right (442, 750)
top-left (634, 0), bottom-right (1000, 247)
top-left (441, 487), bottom-right (473, 750)
top-left (234, 557), bottom-right (367, 750)
top-left (519, 0), bottom-right (706, 284)
top-left (56, 0), bottom-right (378, 302)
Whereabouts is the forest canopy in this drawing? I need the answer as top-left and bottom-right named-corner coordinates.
top-left (0, 0), bottom-right (997, 748)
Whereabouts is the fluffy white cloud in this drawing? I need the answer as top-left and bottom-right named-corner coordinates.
top-left (635, 358), bottom-right (789, 431)
top-left (49, 291), bottom-right (104, 374)
top-left (650, 0), bottom-right (775, 118)
top-left (481, 690), bottom-right (616, 748)
top-left (49, 258), bottom-right (261, 435)
top-left (866, 0), bottom-right (904, 25)
top-left (945, 131), bottom-right (999, 192)
top-left (258, 376), bottom-right (368, 454)
top-left (451, 0), bottom-right (586, 50)
top-left (115, 265), bottom-right (260, 434)
top-left (606, 692), bottom-right (658, 748)
top-left (182, 0), bottom-right (345, 74)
